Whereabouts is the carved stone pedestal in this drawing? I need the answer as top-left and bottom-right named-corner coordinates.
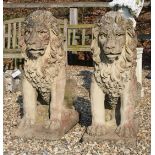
top-left (14, 105), bottom-right (79, 140)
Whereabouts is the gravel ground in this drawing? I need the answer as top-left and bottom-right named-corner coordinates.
top-left (3, 66), bottom-right (151, 155)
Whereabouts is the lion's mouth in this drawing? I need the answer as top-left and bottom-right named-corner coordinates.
top-left (26, 48), bottom-right (45, 59)
top-left (27, 48), bottom-right (45, 55)
top-left (105, 53), bottom-right (120, 62)
top-left (106, 54), bottom-right (120, 58)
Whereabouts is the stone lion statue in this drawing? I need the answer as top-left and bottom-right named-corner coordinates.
top-left (87, 11), bottom-right (139, 139)
top-left (15, 10), bottom-right (78, 139)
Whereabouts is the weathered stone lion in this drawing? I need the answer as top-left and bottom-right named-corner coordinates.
top-left (87, 11), bottom-right (139, 139)
top-left (15, 10), bottom-right (78, 139)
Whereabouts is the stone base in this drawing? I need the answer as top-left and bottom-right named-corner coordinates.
top-left (13, 107), bottom-right (79, 140)
top-left (83, 132), bottom-right (136, 147)
top-left (83, 119), bottom-right (139, 147)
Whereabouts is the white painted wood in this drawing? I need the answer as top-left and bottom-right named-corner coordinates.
top-left (70, 8), bottom-right (78, 25)
top-left (136, 48), bottom-right (144, 97)
top-left (70, 8), bottom-right (78, 46)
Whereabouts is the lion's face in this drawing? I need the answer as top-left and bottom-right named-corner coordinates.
top-left (97, 12), bottom-right (132, 63)
top-left (98, 24), bottom-right (126, 63)
top-left (24, 23), bottom-right (50, 59)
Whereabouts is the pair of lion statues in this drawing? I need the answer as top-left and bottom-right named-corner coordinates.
top-left (15, 10), bottom-right (139, 140)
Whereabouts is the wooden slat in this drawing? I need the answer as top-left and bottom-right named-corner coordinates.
top-left (3, 1), bottom-right (149, 8)
top-left (18, 22), bottom-right (22, 37)
top-left (82, 29), bottom-right (86, 45)
top-left (4, 49), bottom-right (21, 52)
top-left (4, 18), bottom-right (24, 24)
top-left (68, 29), bottom-right (71, 46)
top-left (12, 23), bottom-right (16, 48)
top-left (3, 25), bottom-right (5, 48)
top-left (67, 45), bottom-right (91, 51)
top-left (3, 2), bottom-right (111, 8)
top-left (7, 23), bottom-right (11, 49)
top-left (3, 51), bottom-right (23, 59)
top-left (18, 22), bottom-right (22, 47)
top-left (73, 35), bottom-right (90, 40)
top-left (68, 24), bottom-right (94, 29)
top-left (72, 30), bottom-right (76, 45)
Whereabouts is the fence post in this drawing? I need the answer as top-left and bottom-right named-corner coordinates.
top-left (64, 19), bottom-right (68, 65)
top-left (70, 8), bottom-right (78, 46)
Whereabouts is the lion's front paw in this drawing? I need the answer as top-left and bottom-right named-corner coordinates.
top-left (18, 117), bottom-right (35, 129)
top-left (115, 121), bottom-right (137, 138)
top-left (45, 119), bottom-right (61, 130)
top-left (87, 124), bottom-right (107, 136)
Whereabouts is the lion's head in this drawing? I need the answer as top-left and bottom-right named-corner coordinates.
top-left (20, 10), bottom-right (64, 61)
top-left (91, 11), bottom-right (137, 97)
top-left (92, 11), bottom-right (137, 64)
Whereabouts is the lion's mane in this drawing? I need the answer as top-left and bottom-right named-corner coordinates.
top-left (20, 10), bottom-right (65, 103)
top-left (91, 11), bottom-right (137, 98)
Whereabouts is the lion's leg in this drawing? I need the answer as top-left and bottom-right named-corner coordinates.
top-left (19, 77), bottom-right (37, 128)
top-left (87, 77), bottom-right (106, 136)
top-left (116, 80), bottom-right (137, 138)
top-left (49, 68), bottom-right (66, 129)
top-left (55, 68), bottom-right (66, 110)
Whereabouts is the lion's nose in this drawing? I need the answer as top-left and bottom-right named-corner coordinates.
top-left (27, 32), bottom-right (38, 45)
top-left (105, 39), bottom-right (115, 49)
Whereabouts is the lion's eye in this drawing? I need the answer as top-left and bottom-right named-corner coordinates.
top-left (38, 31), bottom-right (48, 34)
top-left (115, 32), bottom-right (125, 36)
top-left (116, 33), bottom-right (125, 37)
top-left (25, 30), bottom-right (30, 35)
top-left (100, 33), bottom-right (107, 38)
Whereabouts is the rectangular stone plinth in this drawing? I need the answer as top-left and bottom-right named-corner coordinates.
top-left (13, 109), bottom-right (79, 140)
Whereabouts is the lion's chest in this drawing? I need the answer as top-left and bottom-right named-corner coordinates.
top-left (24, 60), bottom-right (58, 103)
top-left (25, 68), bottom-right (51, 91)
top-left (94, 64), bottom-right (130, 98)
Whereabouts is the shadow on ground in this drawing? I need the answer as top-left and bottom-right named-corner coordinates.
top-left (78, 70), bottom-right (92, 92)
top-left (73, 97), bottom-right (92, 127)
